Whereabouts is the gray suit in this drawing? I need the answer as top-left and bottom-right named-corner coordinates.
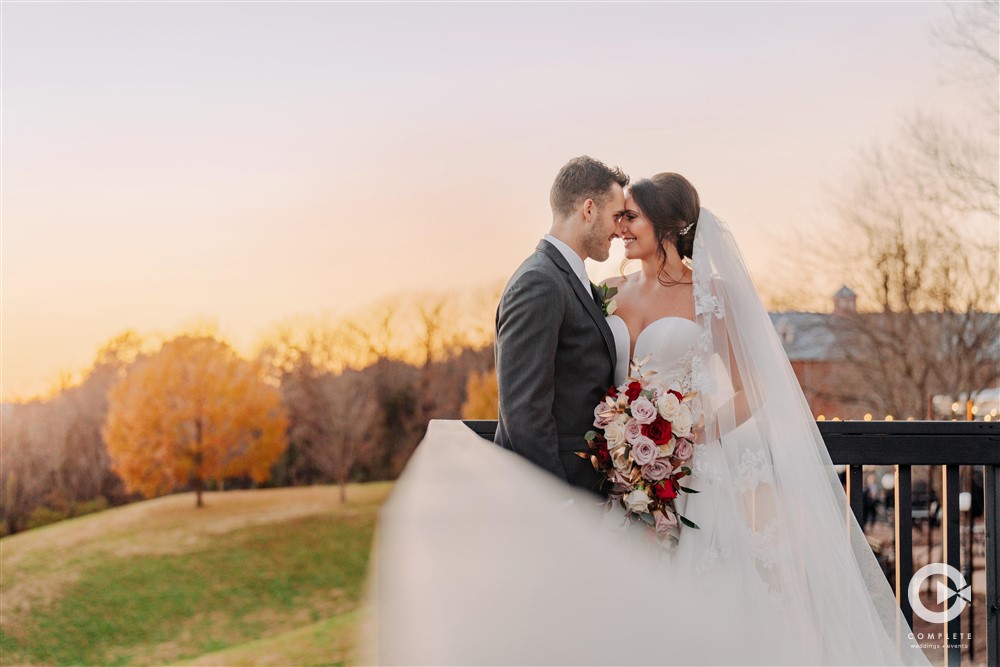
top-left (494, 239), bottom-right (617, 494)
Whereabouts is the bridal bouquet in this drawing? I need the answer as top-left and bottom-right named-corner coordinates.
top-left (583, 359), bottom-right (701, 548)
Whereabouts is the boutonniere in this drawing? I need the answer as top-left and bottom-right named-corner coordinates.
top-left (598, 284), bottom-right (618, 317)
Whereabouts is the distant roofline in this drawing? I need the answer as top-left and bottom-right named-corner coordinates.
top-left (835, 285), bottom-right (856, 297)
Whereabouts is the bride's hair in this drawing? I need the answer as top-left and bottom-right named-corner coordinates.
top-left (628, 173), bottom-right (700, 286)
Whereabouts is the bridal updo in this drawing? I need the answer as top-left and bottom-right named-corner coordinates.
top-left (628, 173), bottom-right (700, 274)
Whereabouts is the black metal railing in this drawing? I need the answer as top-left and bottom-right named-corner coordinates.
top-left (463, 419), bottom-right (1000, 667)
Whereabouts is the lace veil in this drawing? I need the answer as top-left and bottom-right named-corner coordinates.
top-left (687, 207), bottom-right (928, 664)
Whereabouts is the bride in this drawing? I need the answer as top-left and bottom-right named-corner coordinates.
top-left (365, 173), bottom-right (930, 666)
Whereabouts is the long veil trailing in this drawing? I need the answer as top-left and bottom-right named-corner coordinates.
top-left (684, 208), bottom-right (929, 664)
top-left (362, 421), bottom-right (809, 666)
top-left (361, 209), bottom-right (929, 666)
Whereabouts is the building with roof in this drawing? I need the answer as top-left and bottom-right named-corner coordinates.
top-left (770, 286), bottom-right (999, 420)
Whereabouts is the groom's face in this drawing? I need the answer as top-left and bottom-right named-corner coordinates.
top-left (582, 183), bottom-right (625, 261)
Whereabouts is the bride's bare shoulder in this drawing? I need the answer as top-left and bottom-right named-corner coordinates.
top-left (598, 276), bottom-right (623, 290)
top-left (599, 272), bottom-right (639, 289)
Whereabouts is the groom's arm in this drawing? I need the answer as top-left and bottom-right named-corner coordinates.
top-left (495, 269), bottom-right (566, 481)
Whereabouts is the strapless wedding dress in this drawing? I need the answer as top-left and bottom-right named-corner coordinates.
top-left (605, 315), bottom-right (719, 557)
top-left (605, 314), bottom-right (808, 648)
top-left (605, 316), bottom-right (706, 536)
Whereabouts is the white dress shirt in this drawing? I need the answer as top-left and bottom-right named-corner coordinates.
top-left (543, 234), bottom-right (592, 294)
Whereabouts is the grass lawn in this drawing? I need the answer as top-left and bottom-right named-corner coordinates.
top-left (0, 483), bottom-right (391, 666)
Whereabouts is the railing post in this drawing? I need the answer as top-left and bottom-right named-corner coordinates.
top-left (986, 464), bottom-right (999, 667)
top-left (895, 464), bottom-right (914, 631)
top-left (847, 464), bottom-right (864, 526)
top-left (942, 464), bottom-right (962, 666)
top-left (963, 467), bottom-right (975, 664)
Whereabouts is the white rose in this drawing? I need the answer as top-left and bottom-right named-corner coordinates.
top-left (658, 437), bottom-right (676, 458)
top-left (604, 420), bottom-right (626, 448)
top-left (624, 489), bottom-right (651, 514)
top-left (672, 404), bottom-right (693, 437)
top-left (656, 392), bottom-right (681, 420)
top-left (630, 397), bottom-right (657, 425)
top-left (612, 448), bottom-right (632, 473)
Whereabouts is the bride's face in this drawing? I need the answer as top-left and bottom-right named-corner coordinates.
top-left (619, 193), bottom-right (658, 261)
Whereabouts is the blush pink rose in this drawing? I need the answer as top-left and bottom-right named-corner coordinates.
top-left (631, 438), bottom-right (657, 466)
top-left (624, 418), bottom-right (644, 444)
top-left (630, 397), bottom-right (657, 425)
top-left (654, 509), bottom-right (679, 533)
top-left (593, 400), bottom-right (618, 429)
top-left (641, 459), bottom-right (673, 482)
top-left (674, 438), bottom-right (694, 461)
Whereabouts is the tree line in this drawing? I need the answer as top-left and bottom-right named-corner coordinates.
top-left (1, 294), bottom-right (498, 535)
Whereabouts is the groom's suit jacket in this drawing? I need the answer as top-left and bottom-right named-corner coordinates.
top-left (493, 239), bottom-right (617, 494)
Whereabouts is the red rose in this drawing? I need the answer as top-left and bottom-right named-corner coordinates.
top-left (653, 479), bottom-right (678, 501)
top-left (607, 385), bottom-right (619, 399)
top-left (625, 381), bottom-right (643, 402)
top-left (594, 439), bottom-right (611, 468)
top-left (668, 389), bottom-right (683, 402)
top-left (642, 417), bottom-right (672, 445)
top-left (594, 447), bottom-right (611, 468)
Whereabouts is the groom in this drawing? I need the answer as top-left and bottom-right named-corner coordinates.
top-left (494, 156), bottom-right (626, 494)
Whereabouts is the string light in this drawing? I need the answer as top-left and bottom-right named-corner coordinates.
top-left (885, 415), bottom-right (893, 421)
top-left (864, 413), bottom-right (873, 421)
top-left (817, 415), bottom-right (826, 421)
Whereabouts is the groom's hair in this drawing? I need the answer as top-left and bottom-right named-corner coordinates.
top-left (550, 156), bottom-right (629, 218)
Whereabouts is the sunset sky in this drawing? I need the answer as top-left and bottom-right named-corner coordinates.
top-left (2, 1), bottom-right (988, 399)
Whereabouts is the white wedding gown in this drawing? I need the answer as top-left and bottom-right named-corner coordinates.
top-left (605, 315), bottom-right (776, 583)
top-left (606, 314), bottom-right (817, 652)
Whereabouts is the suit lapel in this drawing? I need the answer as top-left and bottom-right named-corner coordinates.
top-left (536, 240), bottom-right (617, 364)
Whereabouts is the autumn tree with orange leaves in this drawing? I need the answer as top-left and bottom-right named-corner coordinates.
top-left (104, 335), bottom-right (288, 508)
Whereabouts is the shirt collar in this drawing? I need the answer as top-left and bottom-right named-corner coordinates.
top-left (543, 234), bottom-right (592, 292)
